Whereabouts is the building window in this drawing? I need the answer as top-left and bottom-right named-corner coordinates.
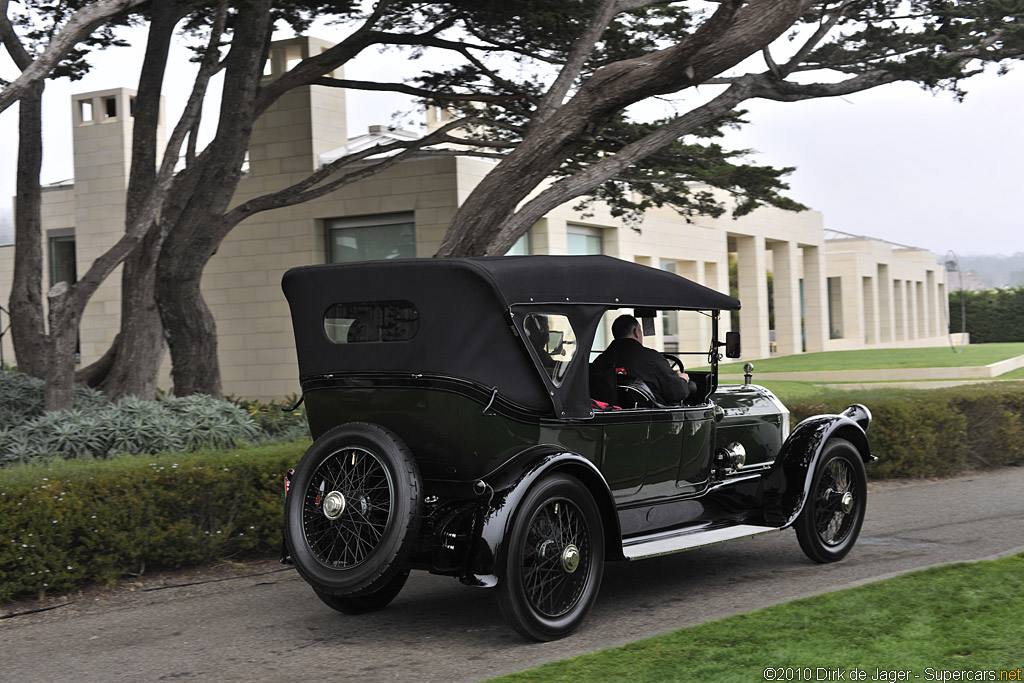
top-left (326, 213), bottom-right (415, 263)
top-left (104, 97), bottom-right (117, 119)
top-left (506, 233), bottom-right (530, 255)
top-left (568, 225), bottom-right (606, 355)
top-left (567, 225), bottom-right (603, 255)
top-left (827, 276), bottom-right (844, 339)
top-left (79, 100), bottom-right (93, 123)
top-left (48, 231), bottom-right (77, 287)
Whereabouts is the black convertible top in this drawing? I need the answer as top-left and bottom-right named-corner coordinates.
top-left (283, 256), bottom-right (739, 418)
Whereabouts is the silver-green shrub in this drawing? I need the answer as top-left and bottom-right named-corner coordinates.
top-left (0, 372), bottom-right (260, 464)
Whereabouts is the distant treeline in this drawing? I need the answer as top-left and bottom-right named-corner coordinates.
top-left (958, 253), bottom-right (1024, 288)
top-left (950, 287), bottom-right (1024, 342)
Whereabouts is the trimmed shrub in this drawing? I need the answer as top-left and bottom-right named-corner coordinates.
top-left (790, 383), bottom-right (1024, 479)
top-left (1, 390), bottom-right (258, 465)
top-left (0, 442), bottom-right (307, 602)
top-left (228, 395), bottom-right (310, 444)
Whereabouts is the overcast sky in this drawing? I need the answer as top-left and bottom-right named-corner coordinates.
top-left (2, 21), bottom-right (1022, 260)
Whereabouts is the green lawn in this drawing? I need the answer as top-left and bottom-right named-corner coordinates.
top-left (488, 553), bottom-right (1024, 683)
top-left (713, 343), bottom-right (1024, 374)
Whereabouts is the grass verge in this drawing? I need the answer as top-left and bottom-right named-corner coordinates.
top-left (489, 553), bottom-right (1024, 682)
top-left (714, 343), bottom-right (1024, 374)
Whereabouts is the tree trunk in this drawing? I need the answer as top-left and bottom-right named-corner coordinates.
top-left (154, 2), bottom-right (272, 398)
top-left (43, 283), bottom-right (78, 411)
top-left (95, 224), bottom-right (166, 399)
top-left (8, 80), bottom-right (47, 377)
top-left (90, 4), bottom-right (182, 399)
top-left (157, 262), bottom-right (221, 397)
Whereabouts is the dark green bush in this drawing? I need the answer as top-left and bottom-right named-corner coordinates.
top-left (0, 442), bottom-right (308, 602)
top-left (950, 287), bottom-right (1024, 343)
top-left (790, 383), bottom-right (1024, 479)
top-left (228, 394), bottom-right (310, 444)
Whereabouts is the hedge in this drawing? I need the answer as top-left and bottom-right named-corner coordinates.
top-left (0, 442), bottom-right (308, 603)
top-left (3, 384), bottom-right (1024, 604)
top-left (949, 287), bottom-right (1024, 343)
top-left (790, 383), bottom-right (1024, 479)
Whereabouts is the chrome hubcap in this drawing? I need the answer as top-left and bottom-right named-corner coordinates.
top-left (841, 491), bottom-right (854, 514)
top-left (322, 491), bottom-right (346, 520)
top-left (561, 544), bottom-right (580, 573)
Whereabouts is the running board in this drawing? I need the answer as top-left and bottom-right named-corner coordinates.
top-left (621, 524), bottom-right (779, 560)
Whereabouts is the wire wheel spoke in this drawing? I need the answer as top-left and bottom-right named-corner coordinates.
top-left (815, 458), bottom-right (855, 546)
top-left (521, 499), bottom-right (589, 618)
top-left (302, 446), bottom-right (394, 568)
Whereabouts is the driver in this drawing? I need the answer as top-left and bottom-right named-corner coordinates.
top-left (590, 314), bottom-right (695, 405)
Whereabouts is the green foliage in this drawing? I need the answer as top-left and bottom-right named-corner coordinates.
top-left (0, 369), bottom-right (108, 429)
top-left (227, 394), bottom-right (310, 444)
top-left (0, 442), bottom-right (307, 602)
top-left (0, 371), bottom-right (259, 465)
top-left (950, 286), bottom-right (1024, 342)
top-left (789, 383), bottom-right (1024, 478)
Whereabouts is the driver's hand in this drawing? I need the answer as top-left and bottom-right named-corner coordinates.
top-left (677, 371), bottom-right (689, 381)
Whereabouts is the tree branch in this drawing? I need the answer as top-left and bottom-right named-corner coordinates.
top-left (780, 0), bottom-right (856, 76)
top-left (222, 117), bottom-right (491, 223)
top-left (486, 81), bottom-right (755, 254)
top-left (0, 0), bottom-right (32, 71)
top-left (0, 0), bottom-right (147, 114)
top-left (311, 76), bottom-right (524, 102)
top-left (533, 0), bottom-right (621, 126)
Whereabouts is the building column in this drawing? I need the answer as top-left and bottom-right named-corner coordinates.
top-left (877, 264), bottom-right (893, 343)
top-left (735, 235), bottom-right (770, 359)
top-left (802, 245), bottom-right (828, 353)
top-left (893, 280), bottom-right (906, 341)
top-left (707, 260), bottom-right (731, 335)
top-left (841, 272), bottom-right (864, 346)
top-left (863, 276), bottom-right (878, 345)
top-left (770, 240), bottom-right (802, 355)
top-left (911, 280), bottom-right (922, 339)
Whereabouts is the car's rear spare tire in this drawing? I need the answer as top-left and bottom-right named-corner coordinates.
top-left (285, 422), bottom-right (421, 597)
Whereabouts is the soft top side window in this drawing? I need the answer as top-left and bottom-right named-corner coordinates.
top-left (523, 313), bottom-right (577, 386)
top-left (324, 301), bottom-right (419, 343)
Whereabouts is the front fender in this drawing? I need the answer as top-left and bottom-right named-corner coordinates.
top-left (762, 404), bottom-right (874, 528)
top-left (460, 450), bottom-right (620, 588)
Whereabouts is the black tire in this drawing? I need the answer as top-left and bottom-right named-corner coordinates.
top-left (285, 422), bottom-right (421, 597)
top-left (795, 438), bottom-right (867, 563)
top-left (314, 568), bottom-right (410, 615)
top-left (496, 474), bottom-right (605, 641)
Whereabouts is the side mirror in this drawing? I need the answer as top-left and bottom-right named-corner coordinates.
top-left (725, 331), bottom-right (741, 358)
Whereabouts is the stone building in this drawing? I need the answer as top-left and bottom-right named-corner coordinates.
top-left (0, 37), bottom-right (952, 400)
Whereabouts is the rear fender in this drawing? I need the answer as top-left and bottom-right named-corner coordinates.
top-left (460, 450), bottom-right (620, 588)
top-left (762, 404), bottom-right (873, 528)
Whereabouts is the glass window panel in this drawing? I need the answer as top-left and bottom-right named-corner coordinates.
top-left (324, 301), bottom-right (419, 344)
top-left (523, 313), bottom-right (577, 386)
top-left (328, 221), bottom-right (415, 263)
top-left (567, 232), bottom-right (602, 256)
top-left (49, 235), bottom-right (77, 287)
top-left (506, 233), bottom-right (530, 256)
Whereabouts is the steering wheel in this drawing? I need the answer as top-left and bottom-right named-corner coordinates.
top-left (661, 353), bottom-right (685, 374)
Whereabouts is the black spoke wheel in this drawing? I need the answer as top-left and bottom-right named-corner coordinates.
top-left (795, 438), bottom-right (867, 563)
top-left (497, 474), bottom-right (604, 641)
top-left (315, 568), bottom-right (410, 615)
top-left (285, 422), bottom-right (420, 598)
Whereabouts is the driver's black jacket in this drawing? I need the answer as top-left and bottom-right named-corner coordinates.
top-left (589, 338), bottom-right (690, 405)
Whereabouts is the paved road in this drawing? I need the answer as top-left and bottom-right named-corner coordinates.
top-left (4, 467), bottom-right (1024, 683)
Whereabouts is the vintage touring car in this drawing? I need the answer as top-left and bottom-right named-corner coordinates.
top-left (281, 255), bottom-right (873, 641)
